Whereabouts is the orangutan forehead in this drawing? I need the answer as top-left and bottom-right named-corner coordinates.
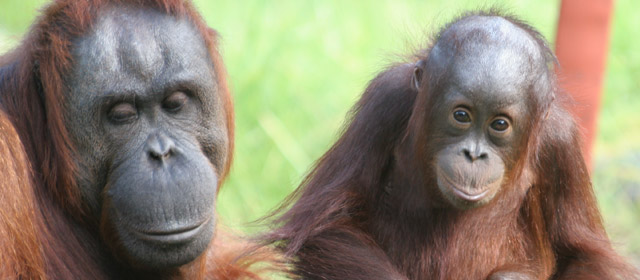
top-left (440, 16), bottom-right (539, 54)
top-left (69, 5), bottom-right (213, 93)
top-left (429, 16), bottom-right (542, 70)
top-left (428, 16), bottom-right (543, 102)
top-left (448, 44), bottom-right (532, 102)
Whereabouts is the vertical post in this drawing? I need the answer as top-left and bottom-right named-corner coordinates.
top-left (555, 0), bottom-right (614, 168)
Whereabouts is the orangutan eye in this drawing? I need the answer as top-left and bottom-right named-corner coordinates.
top-left (163, 91), bottom-right (188, 112)
top-left (108, 103), bottom-right (138, 123)
top-left (453, 110), bottom-right (471, 123)
top-left (490, 119), bottom-right (509, 131)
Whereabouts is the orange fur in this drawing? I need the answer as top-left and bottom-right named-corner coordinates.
top-left (208, 228), bottom-right (285, 280)
top-left (0, 110), bottom-right (45, 279)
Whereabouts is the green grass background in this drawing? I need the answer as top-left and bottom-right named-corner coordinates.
top-left (1, 0), bottom-right (638, 268)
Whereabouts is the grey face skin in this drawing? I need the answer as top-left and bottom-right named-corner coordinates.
top-left (63, 6), bottom-right (229, 269)
top-left (413, 16), bottom-right (543, 209)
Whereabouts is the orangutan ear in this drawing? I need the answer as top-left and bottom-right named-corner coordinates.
top-left (411, 59), bottom-right (426, 91)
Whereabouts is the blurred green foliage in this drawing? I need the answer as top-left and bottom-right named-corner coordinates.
top-left (1, 0), bottom-right (638, 267)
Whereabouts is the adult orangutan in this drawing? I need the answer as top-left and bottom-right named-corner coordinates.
top-left (0, 0), bottom-right (273, 278)
top-left (265, 11), bottom-right (639, 280)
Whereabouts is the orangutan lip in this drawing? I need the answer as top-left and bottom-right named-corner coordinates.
top-left (450, 186), bottom-right (489, 201)
top-left (134, 219), bottom-right (208, 244)
top-left (439, 170), bottom-right (491, 202)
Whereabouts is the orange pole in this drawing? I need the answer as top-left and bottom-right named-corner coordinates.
top-left (555, 0), bottom-right (614, 168)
